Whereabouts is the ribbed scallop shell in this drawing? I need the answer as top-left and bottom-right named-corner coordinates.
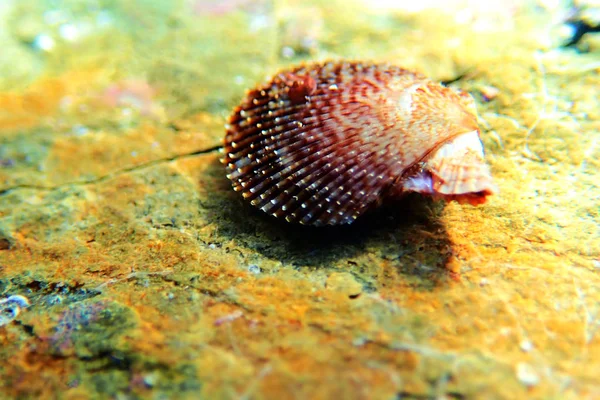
top-left (223, 61), bottom-right (495, 226)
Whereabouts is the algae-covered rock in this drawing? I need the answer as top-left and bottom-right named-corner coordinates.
top-left (0, 0), bottom-right (599, 399)
top-left (48, 299), bottom-right (137, 358)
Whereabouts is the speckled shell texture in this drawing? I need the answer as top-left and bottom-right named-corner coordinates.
top-left (223, 61), bottom-right (495, 226)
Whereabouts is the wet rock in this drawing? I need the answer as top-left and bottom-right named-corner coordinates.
top-left (325, 272), bottom-right (363, 298)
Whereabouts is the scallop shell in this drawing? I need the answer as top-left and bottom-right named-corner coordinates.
top-left (223, 61), bottom-right (496, 226)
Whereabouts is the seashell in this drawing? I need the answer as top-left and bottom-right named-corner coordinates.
top-left (223, 61), bottom-right (496, 226)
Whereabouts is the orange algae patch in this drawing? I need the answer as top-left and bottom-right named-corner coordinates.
top-left (41, 116), bottom-right (222, 186)
top-left (1, 2), bottom-right (599, 398)
top-left (45, 125), bottom-right (163, 182)
top-left (0, 69), bottom-right (103, 133)
top-left (1, 349), bottom-right (73, 398)
top-left (0, 78), bottom-right (66, 131)
top-left (235, 277), bottom-right (311, 319)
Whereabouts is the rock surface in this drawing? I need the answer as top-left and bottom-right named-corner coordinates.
top-left (1, 0), bottom-right (599, 399)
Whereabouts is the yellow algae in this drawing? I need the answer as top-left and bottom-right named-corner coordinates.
top-left (0, 69), bottom-right (105, 132)
top-left (1, 0), bottom-right (599, 399)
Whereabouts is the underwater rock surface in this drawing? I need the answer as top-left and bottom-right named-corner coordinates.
top-left (1, 0), bottom-right (599, 399)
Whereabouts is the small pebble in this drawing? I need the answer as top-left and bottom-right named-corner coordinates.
top-left (72, 124), bottom-right (89, 136)
top-left (189, 292), bottom-right (201, 302)
top-left (516, 362), bottom-right (539, 387)
top-left (247, 264), bottom-right (261, 274)
top-left (0, 295), bottom-right (30, 327)
top-left (281, 46), bottom-right (295, 59)
top-left (47, 294), bottom-right (64, 306)
top-left (143, 372), bottom-right (159, 388)
top-left (32, 34), bottom-right (56, 52)
top-left (4, 295), bottom-right (30, 308)
top-left (520, 339), bottom-right (534, 352)
top-left (479, 85), bottom-right (500, 102)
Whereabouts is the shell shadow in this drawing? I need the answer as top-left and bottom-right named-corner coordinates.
top-left (201, 158), bottom-right (454, 285)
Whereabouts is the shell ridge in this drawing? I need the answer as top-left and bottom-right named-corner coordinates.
top-left (228, 120), bottom-right (309, 157)
top-left (226, 119), bottom-right (316, 166)
top-left (238, 141), bottom-right (344, 209)
top-left (229, 98), bottom-right (342, 156)
top-left (249, 120), bottom-right (374, 180)
top-left (275, 145), bottom-right (373, 224)
top-left (292, 150), bottom-right (389, 224)
top-left (246, 120), bottom-right (403, 223)
top-left (260, 142), bottom-right (338, 187)
top-left (267, 134), bottom-right (384, 219)
top-left (271, 154), bottom-right (358, 220)
top-left (314, 156), bottom-right (393, 223)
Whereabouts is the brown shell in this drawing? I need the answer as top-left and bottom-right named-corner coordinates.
top-left (223, 61), bottom-right (492, 226)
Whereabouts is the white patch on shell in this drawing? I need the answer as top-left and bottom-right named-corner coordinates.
top-left (396, 83), bottom-right (423, 114)
top-left (433, 130), bottom-right (484, 161)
